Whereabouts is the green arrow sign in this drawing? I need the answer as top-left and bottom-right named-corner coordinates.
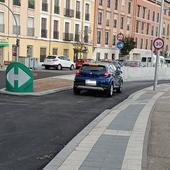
top-left (6, 62), bottom-right (33, 92)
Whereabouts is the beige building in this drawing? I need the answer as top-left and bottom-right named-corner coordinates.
top-left (0, 0), bottom-right (95, 65)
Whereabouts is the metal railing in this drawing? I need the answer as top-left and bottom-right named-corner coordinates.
top-left (42, 3), bottom-right (48, 11)
top-left (74, 34), bottom-right (80, 42)
top-left (54, 6), bottom-right (60, 14)
top-left (64, 8), bottom-right (74, 17)
top-left (53, 31), bottom-right (59, 39)
top-left (63, 33), bottom-right (73, 41)
top-left (76, 11), bottom-right (80, 19)
top-left (41, 29), bottom-right (47, 38)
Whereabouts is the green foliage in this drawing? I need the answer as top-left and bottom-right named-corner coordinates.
top-left (120, 37), bottom-right (136, 56)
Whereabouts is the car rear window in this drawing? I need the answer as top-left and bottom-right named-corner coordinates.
top-left (47, 56), bottom-right (56, 59)
top-left (81, 65), bottom-right (106, 72)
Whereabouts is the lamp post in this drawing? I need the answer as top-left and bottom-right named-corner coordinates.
top-left (153, 0), bottom-right (164, 91)
top-left (0, 2), bottom-right (19, 62)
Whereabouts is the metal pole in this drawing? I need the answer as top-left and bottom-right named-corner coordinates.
top-left (0, 2), bottom-right (19, 62)
top-left (153, 0), bottom-right (164, 91)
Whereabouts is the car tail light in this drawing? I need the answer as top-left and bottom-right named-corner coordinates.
top-left (104, 72), bottom-right (110, 77)
top-left (76, 70), bottom-right (81, 76)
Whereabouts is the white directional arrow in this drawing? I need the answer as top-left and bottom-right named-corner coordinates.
top-left (7, 67), bottom-right (31, 88)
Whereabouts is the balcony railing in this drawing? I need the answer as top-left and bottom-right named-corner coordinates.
top-left (0, 24), bottom-right (4, 33)
top-left (64, 8), bottom-right (74, 17)
top-left (63, 33), bottom-right (73, 41)
top-left (13, 25), bottom-right (20, 34)
top-left (84, 35), bottom-right (89, 43)
top-left (54, 6), bottom-right (60, 14)
top-left (76, 11), bottom-right (81, 19)
top-left (41, 29), bottom-right (47, 38)
top-left (74, 34), bottom-right (80, 42)
top-left (27, 27), bottom-right (34, 36)
top-left (85, 13), bottom-right (90, 21)
top-left (42, 3), bottom-right (48, 11)
top-left (53, 31), bottom-right (59, 39)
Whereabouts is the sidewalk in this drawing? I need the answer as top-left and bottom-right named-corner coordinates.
top-left (42, 84), bottom-right (170, 170)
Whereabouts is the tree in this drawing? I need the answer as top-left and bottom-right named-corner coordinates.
top-left (120, 37), bottom-right (136, 56)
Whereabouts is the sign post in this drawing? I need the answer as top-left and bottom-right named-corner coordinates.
top-left (6, 62), bottom-right (33, 92)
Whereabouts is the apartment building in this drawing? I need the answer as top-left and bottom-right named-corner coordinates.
top-left (0, 0), bottom-right (94, 64)
top-left (93, 0), bottom-right (170, 61)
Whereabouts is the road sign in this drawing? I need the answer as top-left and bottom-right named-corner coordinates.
top-left (117, 33), bottom-right (124, 41)
top-left (117, 41), bottom-right (124, 49)
top-left (153, 38), bottom-right (164, 50)
top-left (6, 62), bottom-right (33, 92)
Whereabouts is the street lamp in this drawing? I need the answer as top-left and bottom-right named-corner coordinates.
top-left (153, 0), bottom-right (164, 91)
top-left (0, 2), bottom-right (20, 62)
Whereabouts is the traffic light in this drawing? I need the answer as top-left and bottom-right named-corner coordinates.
top-left (16, 39), bottom-right (20, 47)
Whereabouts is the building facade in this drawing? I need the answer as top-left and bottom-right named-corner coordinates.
top-left (93, 0), bottom-right (170, 61)
top-left (0, 0), bottom-right (95, 65)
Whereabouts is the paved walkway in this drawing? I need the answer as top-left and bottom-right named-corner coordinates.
top-left (42, 84), bottom-right (170, 170)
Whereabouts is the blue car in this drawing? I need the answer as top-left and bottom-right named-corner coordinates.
top-left (73, 63), bottom-right (123, 97)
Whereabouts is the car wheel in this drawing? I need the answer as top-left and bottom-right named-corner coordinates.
top-left (57, 64), bottom-right (62, 70)
top-left (116, 82), bottom-right (123, 93)
top-left (106, 83), bottom-right (114, 97)
top-left (70, 64), bottom-right (74, 70)
top-left (73, 87), bottom-right (80, 95)
top-left (45, 66), bottom-right (49, 70)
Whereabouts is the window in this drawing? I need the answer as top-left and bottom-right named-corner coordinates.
top-left (53, 48), bottom-right (58, 55)
top-left (106, 12), bottom-right (110, 26)
top-left (75, 24), bottom-right (79, 41)
top-left (104, 53), bottom-right (108, 60)
top-left (28, 0), bottom-right (35, 9)
top-left (145, 39), bottom-right (148, 49)
top-left (98, 11), bottom-right (102, 25)
top-left (107, 0), bottom-right (110, 8)
top-left (76, 1), bottom-right (80, 19)
top-left (84, 26), bottom-right (89, 43)
top-left (112, 34), bottom-right (116, 46)
top-left (13, 0), bottom-right (21, 6)
top-left (113, 14), bottom-right (118, 28)
top-left (40, 48), bottom-right (46, 62)
top-left (97, 30), bottom-right (101, 44)
top-left (85, 3), bottom-right (90, 21)
top-left (120, 16), bottom-right (124, 29)
top-left (27, 17), bottom-right (34, 36)
top-left (121, 0), bottom-right (125, 13)
top-left (141, 22), bottom-right (145, 34)
top-left (105, 32), bottom-right (109, 45)
top-left (114, 0), bottom-right (118, 10)
top-left (146, 23), bottom-right (149, 35)
top-left (136, 21), bottom-right (139, 33)
top-left (140, 39), bottom-right (143, 49)
top-left (27, 45), bottom-right (33, 58)
top-left (155, 26), bottom-right (158, 36)
top-left (53, 20), bottom-right (59, 39)
top-left (63, 49), bottom-right (69, 57)
top-left (150, 40), bottom-right (153, 50)
top-left (0, 12), bottom-right (4, 33)
top-left (127, 17), bottom-right (130, 31)
top-left (157, 13), bottom-right (159, 22)
top-left (167, 24), bottom-right (170, 36)
top-left (128, 1), bottom-right (131, 14)
top-left (13, 14), bottom-right (20, 34)
top-left (99, 0), bottom-right (102, 6)
top-left (54, 0), bottom-right (60, 14)
top-left (137, 5), bottom-right (140, 17)
top-left (151, 25), bottom-right (154, 36)
top-left (41, 18), bottom-right (47, 38)
top-left (96, 53), bottom-right (100, 61)
top-left (143, 7), bottom-right (146, 19)
top-left (42, 0), bottom-right (48, 12)
top-left (152, 11), bottom-right (155, 21)
top-left (163, 23), bottom-right (166, 35)
top-left (148, 10), bottom-right (150, 20)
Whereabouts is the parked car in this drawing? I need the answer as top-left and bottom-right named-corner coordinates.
top-left (75, 58), bottom-right (94, 69)
top-left (42, 55), bottom-right (75, 70)
top-left (124, 60), bottom-right (144, 67)
top-left (73, 63), bottom-right (123, 97)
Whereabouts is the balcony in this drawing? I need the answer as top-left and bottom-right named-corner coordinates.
top-left (0, 24), bottom-right (4, 33)
top-left (13, 25), bottom-right (20, 34)
top-left (42, 3), bottom-right (48, 12)
top-left (27, 27), bottom-right (34, 36)
top-left (64, 8), bottom-right (74, 17)
top-left (54, 6), bottom-right (60, 14)
top-left (63, 33), bottom-right (73, 41)
top-left (74, 34), bottom-right (80, 42)
top-left (41, 29), bottom-right (47, 38)
top-left (53, 31), bottom-right (59, 39)
top-left (85, 13), bottom-right (90, 21)
top-left (84, 35), bottom-right (89, 43)
top-left (76, 11), bottom-right (81, 19)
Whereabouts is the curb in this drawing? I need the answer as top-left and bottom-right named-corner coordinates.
top-left (0, 86), bottom-right (72, 96)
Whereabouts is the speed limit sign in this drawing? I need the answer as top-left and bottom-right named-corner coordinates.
top-left (153, 38), bottom-right (164, 50)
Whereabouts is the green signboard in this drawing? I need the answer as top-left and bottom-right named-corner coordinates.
top-left (6, 62), bottom-right (33, 92)
top-left (0, 42), bottom-right (9, 47)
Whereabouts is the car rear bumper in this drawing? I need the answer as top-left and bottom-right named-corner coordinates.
top-left (76, 85), bottom-right (104, 91)
top-left (42, 64), bottom-right (58, 67)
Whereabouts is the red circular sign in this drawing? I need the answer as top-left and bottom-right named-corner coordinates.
top-left (153, 38), bottom-right (164, 50)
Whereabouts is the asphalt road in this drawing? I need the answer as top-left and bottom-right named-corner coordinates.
top-left (0, 80), bottom-right (170, 170)
top-left (0, 69), bottom-right (75, 89)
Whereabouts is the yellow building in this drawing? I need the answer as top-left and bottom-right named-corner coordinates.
top-left (0, 0), bottom-right (95, 65)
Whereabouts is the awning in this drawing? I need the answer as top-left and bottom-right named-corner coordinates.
top-left (0, 42), bottom-right (9, 47)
